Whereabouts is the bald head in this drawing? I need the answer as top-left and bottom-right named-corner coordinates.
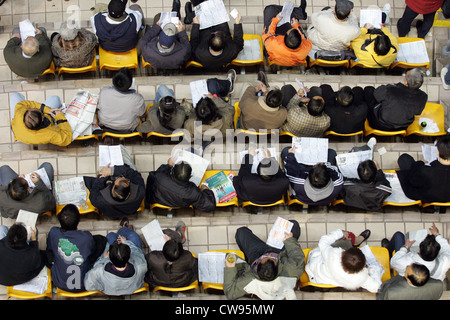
top-left (21, 37), bottom-right (39, 57)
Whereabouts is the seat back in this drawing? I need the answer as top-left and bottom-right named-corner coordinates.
top-left (390, 37), bottom-right (430, 70)
top-left (58, 57), bottom-right (97, 75)
top-left (405, 102), bottom-right (446, 137)
top-left (231, 34), bottom-right (264, 66)
top-left (364, 119), bottom-right (406, 137)
top-left (7, 268), bottom-right (53, 299)
top-left (99, 46), bottom-right (138, 71)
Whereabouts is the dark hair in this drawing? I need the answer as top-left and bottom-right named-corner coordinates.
top-left (257, 158), bottom-right (278, 181)
top-left (7, 177), bottom-right (29, 201)
top-left (6, 223), bottom-right (28, 250)
top-left (172, 161), bottom-right (192, 183)
top-left (257, 259), bottom-right (277, 281)
top-left (307, 96), bottom-right (325, 116)
top-left (109, 242), bottom-right (131, 268)
top-left (111, 178), bottom-right (131, 202)
top-left (24, 109), bottom-right (44, 130)
top-left (159, 96), bottom-right (177, 126)
top-left (437, 134), bottom-right (450, 160)
top-left (337, 86), bottom-right (354, 107)
top-left (357, 160), bottom-right (378, 184)
top-left (208, 31), bottom-right (226, 52)
top-left (195, 97), bottom-right (218, 125)
top-left (58, 204), bottom-right (80, 231)
top-left (341, 247), bottom-right (366, 273)
top-left (407, 263), bottom-right (430, 287)
top-left (309, 164), bottom-right (330, 189)
top-left (112, 68), bottom-right (133, 92)
top-left (163, 239), bottom-right (183, 262)
top-left (335, 5), bottom-right (350, 20)
top-left (419, 234), bottom-right (441, 262)
top-left (374, 34), bottom-right (392, 56)
top-left (265, 89), bottom-right (283, 108)
top-left (284, 28), bottom-right (302, 49)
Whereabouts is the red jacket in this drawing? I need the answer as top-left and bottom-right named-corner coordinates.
top-left (405, 0), bottom-right (444, 14)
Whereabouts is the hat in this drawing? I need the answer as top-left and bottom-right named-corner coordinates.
top-left (59, 22), bottom-right (80, 41)
top-left (108, 0), bottom-right (126, 19)
top-left (157, 23), bottom-right (177, 53)
top-left (304, 177), bottom-right (334, 202)
top-left (335, 0), bottom-right (354, 18)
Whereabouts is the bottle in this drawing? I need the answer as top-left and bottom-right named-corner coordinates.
top-left (420, 121), bottom-right (427, 128)
top-left (226, 253), bottom-right (236, 263)
top-left (79, 198), bottom-right (89, 211)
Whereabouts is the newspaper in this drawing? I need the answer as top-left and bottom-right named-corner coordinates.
top-left (62, 90), bottom-right (98, 140)
top-left (234, 38), bottom-right (262, 61)
top-left (277, 1), bottom-right (295, 26)
top-left (13, 267), bottom-right (48, 294)
top-left (194, 0), bottom-right (230, 30)
top-left (16, 209), bottom-right (39, 241)
top-left (406, 229), bottom-right (428, 253)
top-left (54, 177), bottom-right (87, 206)
top-left (266, 216), bottom-right (294, 249)
top-left (99, 145), bottom-right (124, 167)
top-left (422, 144), bottom-right (439, 164)
top-left (395, 40), bottom-right (430, 64)
top-left (159, 11), bottom-right (179, 28)
top-left (198, 252), bottom-right (226, 283)
top-left (239, 147), bottom-right (277, 174)
top-left (292, 137), bottom-right (329, 165)
top-left (171, 149), bottom-right (210, 186)
top-left (336, 149), bottom-right (373, 179)
top-left (383, 171), bottom-right (416, 204)
top-left (359, 8), bottom-right (382, 28)
top-left (19, 19), bottom-right (36, 42)
top-left (190, 79), bottom-right (209, 107)
top-left (23, 167), bottom-right (52, 192)
top-left (141, 219), bottom-right (166, 251)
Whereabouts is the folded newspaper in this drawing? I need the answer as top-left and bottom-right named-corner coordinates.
top-left (292, 137), bottom-right (328, 165)
top-left (171, 149), bottom-right (209, 186)
top-left (13, 267), bottom-right (48, 294)
top-left (336, 149), bottom-right (373, 179)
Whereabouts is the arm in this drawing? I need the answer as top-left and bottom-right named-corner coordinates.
top-left (49, 113), bottom-right (73, 146)
top-left (223, 263), bottom-right (255, 300)
top-left (390, 247), bottom-right (413, 276)
top-left (112, 165), bottom-right (145, 187)
top-left (279, 237), bottom-right (305, 278)
top-left (189, 22), bottom-right (201, 54)
top-left (232, 23), bottom-right (244, 52)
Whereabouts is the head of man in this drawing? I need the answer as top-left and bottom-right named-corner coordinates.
top-left (419, 234), bottom-right (441, 262)
top-left (162, 239), bottom-right (183, 262)
top-left (7, 177), bottom-right (29, 201)
top-left (21, 37), bottom-right (39, 57)
top-left (437, 134), bottom-right (450, 164)
top-left (111, 175), bottom-right (131, 202)
top-left (265, 89), bottom-right (283, 108)
top-left (6, 223), bottom-right (28, 250)
top-left (405, 263), bottom-right (430, 287)
top-left (172, 161), bottom-right (192, 183)
top-left (158, 23), bottom-right (177, 53)
top-left (334, 0), bottom-right (354, 20)
top-left (257, 256), bottom-right (278, 281)
top-left (112, 68), bottom-right (133, 92)
top-left (109, 242), bottom-right (131, 268)
top-left (108, 0), bottom-right (126, 20)
top-left (373, 34), bottom-right (392, 56)
top-left (307, 96), bottom-right (325, 116)
top-left (195, 97), bottom-right (218, 125)
top-left (336, 86), bottom-right (354, 107)
top-left (284, 28), bottom-right (302, 50)
top-left (405, 68), bottom-right (424, 90)
top-left (23, 108), bottom-right (44, 130)
top-left (357, 160), bottom-right (378, 184)
top-left (341, 247), bottom-right (366, 274)
top-left (304, 163), bottom-right (334, 202)
top-left (257, 157), bottom-right (279, 181)
top-left (208, 31), bottom-right (227, 55)
top-left (58, 204), bottom-right (80, 231)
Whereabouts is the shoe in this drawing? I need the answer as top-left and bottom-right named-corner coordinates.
top-left (172, 0), bottom-right (181, 19)
top-left (184, 1), bottom-right (194, 24)
top-left (299, 0), bottom-right (307, 20)
top-left (381, 238), bottom-right (390, 249)
top-left (353, 229), bottom-right (371, 247)
top-left (120, 217), bottom-right (129, 228)
top-left (257, 71), bottom-right (269, 88)
top-left (415, 19), bottom-right (423, 35)
top-left (176, 221), bottom-right (186, 244)
top-left (441, 66), bottom-right (450, 90)
top-left (227, 69), bottom-right (237, 94)
top-left (382, 3), bottom-right (391, 24)
top-left (367, 137), bottom-right (377, 150)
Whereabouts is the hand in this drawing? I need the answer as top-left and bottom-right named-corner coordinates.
top-left (99, 164), bottom-right (112, 178)
top-left (200, 184), bottom-right (209, 191)
top-left (193, 15), bottom-right (200, 24)
top-left (30, 227), bottom-right (37, 241)
top-left (35, 28), bottom-right (43, 35)
top-left (248, 145), bottom-right (256, 156)
top-left (404, 239), bottom-right (416, 249)
top-left (429, 223), bottom-right (440, 236)
top-left (156, 19), bottom-right (162, 26)
top-left (276, 13), bottom-right (282, 20)
top-left (288, 146), bottom-right (296, 153)
top-left (30, 172), bottom-right (40, 184)
top-left (364, 23), bottom-right (373, 29)
top-left (168, 157), bottom-right (174, 166)
top-left (225, 259), bottom-right (236, 268)
top-left (176, 21), bottom-right (185, 32)
top-left (163, 234), bottom-right (171, 242)
top-left (342, 230), bottom-right (350, 240)
top-left (283, 232), bottom-right (293, 241)
top-left (235, 12), bottom-right (242, 24)
top-left (117, 235), bottom-right (127, 244)
top-left (297, 88), bottom-right (305, 96)
top-left (255, 82), bottom-right (267, 93)
top-left (203, 92), bottom-right (214, 99)
top-left (49, 109), bottom-right (62, 116)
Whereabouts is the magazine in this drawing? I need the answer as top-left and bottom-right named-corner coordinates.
top-left (266, 216), bottom-right (294, 249)
top-left (359, 8), bottom-right (382, 28)
top-left (99, 145), bottom-right (124, 167)
top-left (205, 171), bottom-right (237, 203)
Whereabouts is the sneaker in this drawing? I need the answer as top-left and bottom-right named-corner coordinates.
top-left (257, 70), bottom-right (269, 88)
top-left (367, 137), bottom-right (377, 150)
top-left (227, 69), bottom-right (237, 94)
top-left (382, 3), bottom-right (391, 24)
top-left (441, 66), bottom-right (450, 90)
top-left (175, 221), bottom-right (186, 244)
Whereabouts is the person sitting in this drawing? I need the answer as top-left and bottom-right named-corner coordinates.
top-left (364, 68), bottom-right (428, 131)
top-left (0, 223), bottom-right (46, 286)
top-left (137, 85), bottom-right (187, 135)
top-left (239, 72), bottom-right (287, 131)
top-left (383, 223), bottom-right (450, 281)
top-left (224, 221), bottom-right (304, 300)
top-left (351, 23), bottom-right (399, 68)
top-left (282, 146), bottom-right (343, 206)
top-left (145, 221), bottom-right (198, 289)
top-left (189, 9), bottom-right (244, 69)
top-left (232, 147), bottom-right (289, 205)
top-left (83, 154), bottom-right (146, 218)
top-left (306, 0), bottom-right (361, 51)
top-left (396, 134), bottom-right (450, 203)
top-left (377, 263), bottom-right (443, 300)
top-left (10, 92), bottom-right (72, 146)
top-left (279, 85), bottom-right (330, 137)
top-left (305, 228), bottom-right (383, 292)
top-left (96, 68), bottom-right (146, 136)
top-left (46, 204), bottom-right (106, 293)
top-left (320, 84), bottom-right (368, 134)
top-left (51, 21), bottom-right (98, 68)
top-left (262, 2), bottom-right (312, 66)
top-left (91, 0), bottom-right (144, 52)
top-left (0, 162), bottom-right (55, 219)
top-left (3, 25), bottom-right (53, 78)
top-left (146, 158), bottom-right (216, 212)
top-left (84, 221), bottom-right (147, 295)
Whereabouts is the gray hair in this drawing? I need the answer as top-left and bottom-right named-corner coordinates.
top-left (21, 37), bottom-right (39, 57)
top-left (406, 68), bottom-right (424, 90)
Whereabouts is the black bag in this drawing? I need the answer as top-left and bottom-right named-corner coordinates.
top-left (315, 50), bottom-right (356, 61)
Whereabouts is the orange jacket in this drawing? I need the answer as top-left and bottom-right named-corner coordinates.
top-left (262, 17), bottom-right (312, 66)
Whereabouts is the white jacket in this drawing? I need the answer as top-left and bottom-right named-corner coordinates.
top-left (305, 229), bottom-right (382, 293)
top-left (306, 8), bottom-right (361, 51)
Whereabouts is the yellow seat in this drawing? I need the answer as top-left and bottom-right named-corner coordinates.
top-left (133, 283), bottom-right (150, 294)
top-left (56, 288), bottom-right (103, 298)
top-left (286, 192), bottom-right (307, 206)
top-left (42, 211), bottom-right (52, 216)
top-left (324, 130), bottom-right (364, 137)
top-left (200, 170), bottom-right (239, 207)
top-left (405, 102), bottom-right (447, 137)
top-left (41, 61), bottom-right (56, 76)
top-left (101, 131), bottom-right (143, 141)
top-left (433, 8), bottom-right (450, 27)
top-left (241, 194), bottom-right (285, 207)
top-left (364, 119), bottom-right (406, 137)
top-left (58, 57), bottom-right (98, 75)
top-left (201, 250), bottom-right (245, 291)
top-left (153, 253), bottom-right (199, 293)
top-left (141, 56), bottom-right (156, 69)
top-left (267, 57), bottom-right (308, 67)
top-left (231, 34), bottom-right (264, 67)
top-left (422, 202), bottom-right (450, 208)
top-left (381, 170), bottom-right (422, 207)
top-left (299, 248), bottom-right (338, 289)
top-left (233, 102), bottom-right (277, 136)
top-left (150, 203), bottom-right (195, 210)
top-left (56, 189), bottom-right (99, 215)
top-left (74, 134), bottom-right (99, 141)
top-left (390, 37), bottom-right (430, 70)
top-left (146, 131), bottom-right (185, 139)
top-left (279, 131), bottom-right (298, 137)
top-left (7, 268), bottom-right (53, 299)
top-left (185, 60), bottom-right (204, 68)
top-left (309, 57), bottom-right (349, 68)
top-left (98, 46), bottom-right (138, 71)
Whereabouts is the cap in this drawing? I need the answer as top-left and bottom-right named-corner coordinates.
top-left (108, 0), bottom-right (126, 19)
top-left (335, 0), bottom-right (354, 18)
top-left (304, 177), bottom-right (334, 202)
top-left (157, 23), bottom-right (177, 53)
top-left (59, 21), bottom-right (80, 41)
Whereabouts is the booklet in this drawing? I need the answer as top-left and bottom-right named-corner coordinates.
top-left (171, 149), bottom-right (210, 186)
top-left (205, 171), bottom-right (237, 203)
top-left (141, 219), bottom-right (166, 251)
top-left (395, 40), bottom-right (430, 64)
top-left (198, 252), bottom-right (226, 284)
top-left (239, 147), bottom-right (277, 174)
top-left (336, 149), bottom-right (373, 179)
top-left (266, 216), bottom-right (294, 249)
top-left (23, 167), bottom-right (52, 192)
top-left (99, 145), bottom-right (124, 167)
top-left (292, 137), bottom-right (328, 165)
top-left (16, 209), bottom-right (39, 241)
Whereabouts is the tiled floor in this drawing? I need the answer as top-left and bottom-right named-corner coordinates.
top-left (0, 0), bottom-right (449, 301)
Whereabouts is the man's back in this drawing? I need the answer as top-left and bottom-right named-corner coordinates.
top-left (377, 275), bottom-right (443, 300)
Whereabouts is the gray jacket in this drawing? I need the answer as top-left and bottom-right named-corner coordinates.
top-left (377, 275), bottom-right (443, 300)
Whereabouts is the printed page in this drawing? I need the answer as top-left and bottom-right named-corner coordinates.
top-left (194, 0), bottom-right (230, 30)
top-left (407, 229), bottom-right (428, 251)
top-left (16, 209), bottom-right (38, 228)
top-left (99, 145), bottom-right (124, 167)
top-left (383, 172), bottom-right (416, 204)
top-left (159, 11), bottom-right (178, 28)
top-left (295, 78), bottom-right (307, 96)
top-left (277, 1), bottom-right (295, 26)
top-left (292, 137), bottom-right (329, 165)
top-left (141, 219), bottom-right (166, 251)
top-left (23, 167), bottom-right (52, 192)
top-left (336, 149), bottom-right (373, 179)
top-left (13, 267), bottom-right (48, 294)
top-left (234, 38), bottom-right (262, 61)
top-left (19, 19), bottom-right (36, 42)
top-left (172, 149), bottom-right (210, 186)
top-left (395, 41), bottom-right (430, 64)
top-left (198, 252), bottom-right (226, 284)
top-left (359, 9), bottom-right (382, 28)
top-left (190, 79), bottom-right (209, 107)
top-left (54, 177), bottom-right (87, 205)
top-left (422, 144), bottom-right (439, 164)
top-left (266, 216), bottom-right (294, 249)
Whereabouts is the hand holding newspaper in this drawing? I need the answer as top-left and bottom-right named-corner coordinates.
top-left (266, 216), bottom-right (294, 249)
top-left (23, 167), bottom-right (52, 192)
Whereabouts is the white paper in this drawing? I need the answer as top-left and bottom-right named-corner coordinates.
top-left (336, 149), bottom-right (373, 179)
top-left (54, 177), bottom-right (87, 206)
top-left (19, 19), bottom-right (36, 42)
top-left (198, 252), bottom-right (226, 283)
top-left (266, 217), bottom-right (294, 249)
top-left (141, 219), bottom-right (166, 251)
top-left (230, 8), bottom-right (239, 19)
top-left (171, 149), bottom-right (210, 186)
top-left (190, 79), bottom-right (209, 108)
top-left (159, 11), bottom-right (178, 29)
top-left (239, 147), bottom-right (277, 174)
top-left (194, 0), bottom-right (230, 30)
top-left (295, 78), bottom-right (307, 96)
top-left (99, 145), bottom-right (124, 167)
top-left (13, 267), bottom-right (48, 294)
top-left (395, 41), bottom-right (430, 64)
top-left (292, 137), bottom-right (329, 165)
top-left (16, 209), bottom-right (38, 228)
top-left (234, 38), bottom-right (262, 61)
top-left (384, 172), bottom-right (417, 204)
top-left (359, 9), bottom-right (382, 28)
top-left (277, 1), bottom-right (295, 26)
top-left (23, 168), bottom-right (52, 192)
top-left (63, 90), bottom-right (98, 140)
top-left (422, 144), bottom-right (439, 164)
top-left (360, 245), bottom-right (382, 269)
top-left (406, 229), bottom-right (428, 252)
top-left (418, 117), bottom-right (439, 133)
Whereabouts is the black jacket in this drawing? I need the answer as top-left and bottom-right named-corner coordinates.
top-left (147, 164), bottom-right (216, 212)
top-left (84, 165), bottom-right (145, 218)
